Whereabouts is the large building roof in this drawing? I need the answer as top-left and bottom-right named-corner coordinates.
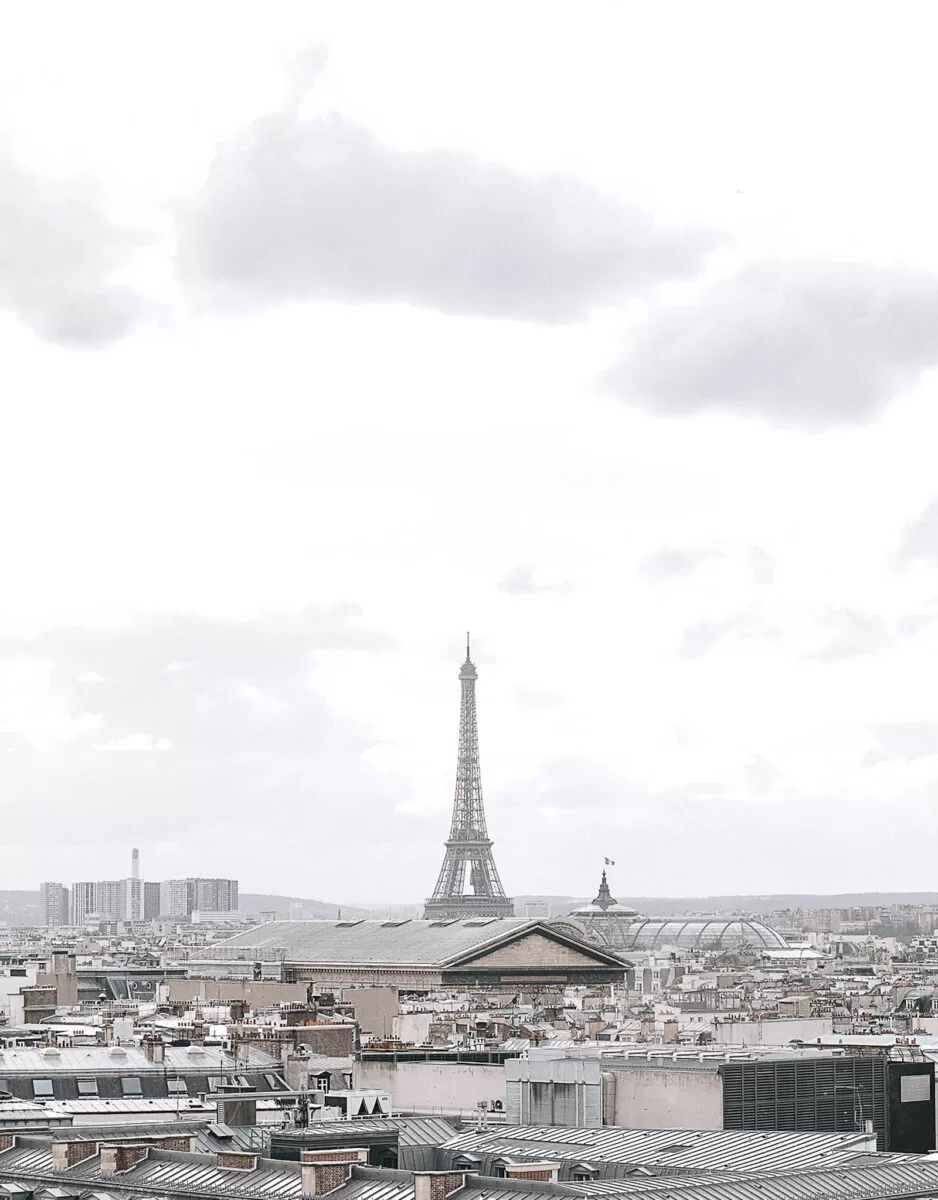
top-left (0, 1044), bottom-right (279, 1074)
top-left (204, 919), bottom-right (628, 971)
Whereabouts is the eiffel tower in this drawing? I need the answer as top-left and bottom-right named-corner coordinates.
top-left (424, 636), bottom-right (514, 920)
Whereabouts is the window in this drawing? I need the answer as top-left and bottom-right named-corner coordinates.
top-left (33, 1079), bottom-right (54, 1097)
top-left (236, 1075), bottom-right (250, 1088)
top-left (207, 1077), bottom-right (220, 1092)
top-left (77, 1079), bottom-right (98, 1096)
top-left (264, 1074), bottom-right (279, 1091)
top-left (166, 1079), bottom-right (187, 1094)
top-left (121, 1077), bottom-right (142, 1096)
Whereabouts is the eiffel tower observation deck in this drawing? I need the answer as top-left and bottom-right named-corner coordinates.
top-left (424, 636), bottom-right (514, 920)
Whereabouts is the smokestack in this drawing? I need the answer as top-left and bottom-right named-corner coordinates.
top-left (132, 848), bottom-right (140, 881)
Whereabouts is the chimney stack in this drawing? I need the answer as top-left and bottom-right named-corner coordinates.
top-left (52, 1140), bottom-right (98, 1171)
top-left (300, 1149), bottom-right (367, 1197)
top-left (100, 1145), bottom-right (149, 1176)
top-left (412, 1172), bottom-right (468, 1200)
top-left (504, 1165), bottom-right (561, 1183)
top-left (143, 1037), bottom-right (165, 1064)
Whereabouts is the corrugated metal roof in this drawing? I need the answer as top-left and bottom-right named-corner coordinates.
top-left (206, 920), bottom-right (542, 966)
top-left (337, 1168), bottom-right (415, 1200)
top-left (441, 1127), bottom-right (878, 1174)
top-left (275, 1117), bottom-right (458, 1149)
top-left (46, 1118), bottom-right (270, 1155)
top-left (574, 1160), bottom-right (938, 1200)
top-left (140, 1155), bottom-right (303, 1196)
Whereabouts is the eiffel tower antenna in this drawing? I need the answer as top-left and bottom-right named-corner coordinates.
top-left (424, 636), bottom-right (514, 920)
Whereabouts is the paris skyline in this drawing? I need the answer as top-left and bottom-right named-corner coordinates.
top-left (3, 3), bottom-right (938, 900)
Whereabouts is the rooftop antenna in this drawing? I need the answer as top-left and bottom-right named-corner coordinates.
top-left (466, 631), bottom-right (470, 660)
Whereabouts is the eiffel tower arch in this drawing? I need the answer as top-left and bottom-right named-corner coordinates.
top-left (424, 636), bottom-right (514, 920)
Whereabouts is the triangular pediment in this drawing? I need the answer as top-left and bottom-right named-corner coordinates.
top-left (452, 928), bottom-right (625, 969)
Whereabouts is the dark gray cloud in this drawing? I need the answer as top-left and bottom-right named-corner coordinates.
top-left (864, 722), bottom-right (938, 765)
top-left (801, 607), bottom-right (893, 662)
top-left (603, 261), bottom-right (938, 426)
top-left (499, 565), bottom-right (572, 595)
top-left (0, 142), bottom-right (149, 345)
top-left (896, 500), bottom-right (938, 566)
top-left (177, 98), bottom-right (716, 322)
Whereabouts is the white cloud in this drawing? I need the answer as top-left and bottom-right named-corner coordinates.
top-left (94, 733), bottom-right (173, 752)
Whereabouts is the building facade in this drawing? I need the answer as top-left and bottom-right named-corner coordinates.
top-left (41, 883), bottom-right (69, 928)
top-left (159, 878), bottom-right (238, 918)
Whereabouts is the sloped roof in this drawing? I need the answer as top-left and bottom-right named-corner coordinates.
top-left (204, 920), bottom-right (628, 969)
top-left (441, 1126), bottom-right (881, 1175)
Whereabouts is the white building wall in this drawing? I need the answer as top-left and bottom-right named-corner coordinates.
top-left (354, 1059), bottom-right (504, 1116)
top-left (610, 1065), bottom-right (724, 1129)
top-left (711, 1017), bottom-right (833, 1045)
top-left (0, 967), bottom-right (40, 1025)
top-left (392, 1013), bottom-right (434, 1044)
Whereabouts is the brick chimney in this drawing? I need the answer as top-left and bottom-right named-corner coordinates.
top-left (216, 1152), bottom-right (258, 1171)
top-left (100, 1145), bottom-right (150, 1175)
top-left (504, 1164), bottom-right (561, 1183)
top-left (52, 1140), bottom-right (98, 1171)
top-left (156, 1135), bottom-right (196, 1152)
top-left (300, 1149), bottom-right (368, 1197)
top-left (0, 1135), bottom-right (15, 1154)
top-left (143, 1038), bottom-right (166, 1064)
top-left (413, 1171), bottom-right (468, 1200)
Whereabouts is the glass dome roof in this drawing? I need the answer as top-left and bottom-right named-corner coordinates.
top-left (553, 875), bottom-right (790, 953)
top-left (554, 915), bottom-right (789, 951)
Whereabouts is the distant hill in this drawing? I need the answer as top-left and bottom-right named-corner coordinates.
top-left (238, 895), bottom-right (417, 921)
top-left (4, 889), bottom-right (938, 928)
top-left (516, 893), bottom-right (938, 918)
top-left (0, 891), bottom-right (42, 927)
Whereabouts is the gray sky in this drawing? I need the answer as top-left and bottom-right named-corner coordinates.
top-left (3, 1), bottom-right (938, 902)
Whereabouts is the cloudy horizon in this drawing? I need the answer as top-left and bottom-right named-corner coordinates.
top-left (4, 1), bottom-right (938, 902)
